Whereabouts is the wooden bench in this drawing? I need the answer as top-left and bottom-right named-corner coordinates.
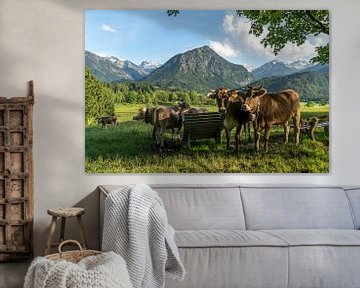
top-left (181, 112), bottom-right (225, 148)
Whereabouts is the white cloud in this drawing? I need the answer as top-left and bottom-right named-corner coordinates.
top-left (220, 13), bottom-right (329, 62)
top-left (101, 24), bottom-right (116, 33)
top-left (277, 41), bottom-right (317, 62)
top-left (222, 14), bottom-right (274, 60)
top-left (276, 33), bottom-right (329, 62)
top-left (209, 40), bottom-right (239, 57)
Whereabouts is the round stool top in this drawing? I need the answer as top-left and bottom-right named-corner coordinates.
top-left (47, 207), bottom-right (85, 217)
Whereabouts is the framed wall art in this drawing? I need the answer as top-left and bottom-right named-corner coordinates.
top-left (85, 10), bottom-right (329, 173)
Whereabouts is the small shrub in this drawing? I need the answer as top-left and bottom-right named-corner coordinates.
top-left (305, 101), bottom-right (316, 107)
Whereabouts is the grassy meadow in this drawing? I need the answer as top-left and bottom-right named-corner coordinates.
top-left (85, 103), bottom-right (329, 173)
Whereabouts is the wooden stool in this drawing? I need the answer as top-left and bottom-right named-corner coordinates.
top-left (45, 207), bottom-right (87, 255)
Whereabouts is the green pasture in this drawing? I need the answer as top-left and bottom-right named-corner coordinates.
top-left (85, 103), bottom-right (329, 173)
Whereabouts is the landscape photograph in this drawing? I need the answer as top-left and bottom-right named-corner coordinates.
top-left (85, 10), bottom-right (330, 173)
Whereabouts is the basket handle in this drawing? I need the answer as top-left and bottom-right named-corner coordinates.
top-left (58, 240), bottom-right (83, 255)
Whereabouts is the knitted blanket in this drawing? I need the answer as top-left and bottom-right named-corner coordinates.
top-left (102, 184), bottom-right (185, 288)
top-left (24, 251), bottom-right (133, 288)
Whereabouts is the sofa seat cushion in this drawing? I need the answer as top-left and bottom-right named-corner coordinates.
top-left (262, 229), bottom-right (360, 246)
top-left (165, 246), bottom-right (289, 288)
top-left (175, 230), bottom-right (288, 248)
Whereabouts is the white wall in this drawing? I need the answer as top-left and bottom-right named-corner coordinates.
top-left (0, 0), bottom-right (359, 256)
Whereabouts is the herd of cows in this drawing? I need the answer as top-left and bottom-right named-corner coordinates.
top-left (98, 86), bottom-right (327, 153)
top-left (208, 86), bottom-right (301, 153)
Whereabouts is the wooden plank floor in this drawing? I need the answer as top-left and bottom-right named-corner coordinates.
top-left (0, 261), bottom-right (30, 288)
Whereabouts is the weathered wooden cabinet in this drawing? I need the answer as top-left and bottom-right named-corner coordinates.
top-left (0, 81), bottom-right (34, 261)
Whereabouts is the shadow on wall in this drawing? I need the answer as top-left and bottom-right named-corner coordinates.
top-left (37, 187), bottom-right (100, 256)
top-left (0, 0), bottom-right (101, 257)
top-left (32, 93), bottom-right (86, 256)
top-left (0, 33), bottom-right (82, 257)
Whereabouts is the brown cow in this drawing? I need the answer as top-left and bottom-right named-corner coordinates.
top-left (133, 105), bottom-right (184, 152)
top-left (133, 107), bottom-right (154, 123)
top-left (208, 88), bottom-right (254, 153)
top-left (152, 106), bottom-right (182, 152)
top-left (133, 106), bottom-right (182, 141)
top-left (241, 86), bottom-right (301, 152)
top-left (97, 116), bottom-right (118, 126)
top-left (152, 103), bottom-right (210, 152)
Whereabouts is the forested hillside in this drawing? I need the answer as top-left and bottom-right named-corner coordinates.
top-left (143, 46), bottom-right (253, 92)
top-left (250, 71), bottom-right (329, 102)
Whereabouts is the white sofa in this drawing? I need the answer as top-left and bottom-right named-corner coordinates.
top-left (99, 185), bottom-right (360, 288)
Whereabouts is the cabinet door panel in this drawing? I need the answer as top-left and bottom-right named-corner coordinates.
top-left (0, 91), bottom-right (33, 261)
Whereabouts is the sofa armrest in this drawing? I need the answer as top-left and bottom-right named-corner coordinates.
top-left (99, 186), bottom-right (109, 250)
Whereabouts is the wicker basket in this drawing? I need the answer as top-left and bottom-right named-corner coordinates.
top-left (45, 240), bottom-right (102, 263)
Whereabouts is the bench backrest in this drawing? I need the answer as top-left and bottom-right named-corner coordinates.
top-left (181, 112), bottom-right (224, 141)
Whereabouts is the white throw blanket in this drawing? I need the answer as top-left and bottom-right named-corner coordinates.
top-left (24, 251), bottom-right (132, 288)
top-left (102, 184), bottom-right (185, 288)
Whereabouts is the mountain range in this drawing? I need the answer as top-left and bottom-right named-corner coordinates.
top-left (251, 59), bottom-right (317, 80)
top-left (249, 60), bottom-right (329, 101)
top-left (85, 51), bottom-right (154, 82)
top-left (86, 46), bottom-right (253, 92)
top-left (85, 46), bottom-right (329, 100)
top-left (139, 60), bottom-right (162, 73)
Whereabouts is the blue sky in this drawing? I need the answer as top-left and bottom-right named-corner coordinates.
top-left (85, 10), bottom-right (328, 68)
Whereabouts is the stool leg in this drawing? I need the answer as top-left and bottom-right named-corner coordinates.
top-left (60, 217), bottom-right (66, 243)
top-left (45, 216), bottom-right (57, 255)
top-left (77, 215), bottom-right (87, 249)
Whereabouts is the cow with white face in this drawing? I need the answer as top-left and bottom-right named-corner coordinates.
top-left (207, 88), bottom-right (229, 113)
top-left (208, 87), bottom-right (254, 153)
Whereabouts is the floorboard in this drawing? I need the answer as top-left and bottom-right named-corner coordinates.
top-left (0, 261), bottom-right (30, 288)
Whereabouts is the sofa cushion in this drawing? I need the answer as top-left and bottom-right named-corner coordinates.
top-left (175, 230), bottom-right (288, 248)
top-left (154, 186), bottom-right (246, 230)
top-left (100, 185), bottom-right (246, 230)
top-left (287, 246), bottom-right (360, 288)
top-left (261, 230), bottom-right (360, 288)
top-left (262, 229), bottom-right (360, 246)
top-left (241, 187), bottom-right (355, 230)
